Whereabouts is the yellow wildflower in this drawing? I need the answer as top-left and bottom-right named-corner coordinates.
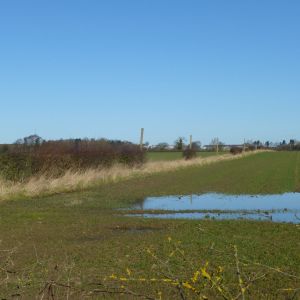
top-left (182, 282), bottom-right (194, 290)
top-left (119, 277), bottom-right (128, 281)
top-left (201, 267), bottom-right (211, 280)
top-left (192, 270), bottom-right (200, 283)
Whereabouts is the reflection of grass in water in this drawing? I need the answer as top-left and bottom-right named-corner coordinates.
top-left (126, 208), bottom-right (300, 214)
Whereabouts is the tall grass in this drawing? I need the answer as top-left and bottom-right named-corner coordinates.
top-left (0, 151), bottom-right (266, 201)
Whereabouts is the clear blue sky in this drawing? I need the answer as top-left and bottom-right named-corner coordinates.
top-left (1, 0), bottom-right (300, 145)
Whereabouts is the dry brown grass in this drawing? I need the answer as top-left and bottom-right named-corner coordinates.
top-left (0, 151), bottom-right (266, 201)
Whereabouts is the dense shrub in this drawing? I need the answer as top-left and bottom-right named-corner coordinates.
top-left (118, 144), bottom-right (146, 166)
top-left (0, 145), bottom-right (9, 154)
top-left (183, 148), bottom-right (197, 160)
top-left (230, 147), bottom-right (243, 155)
top-left (0, 153), bottom-right (32, 181)
top-left (0, 139), bottom-right (145, 181)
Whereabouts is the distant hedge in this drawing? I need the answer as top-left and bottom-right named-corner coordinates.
top-left (0, 139), bottom-right (145, 181)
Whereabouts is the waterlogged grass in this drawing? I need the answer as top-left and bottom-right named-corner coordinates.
top-left (144, 151), bottom-right (300, 196)
top-left (0, 152), bottom-right (300, 298)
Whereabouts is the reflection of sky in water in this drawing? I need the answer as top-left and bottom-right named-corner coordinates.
top-left (129, 193), bottom-right (300, 223)
top-left (133, 193), bottom-right (300, 211)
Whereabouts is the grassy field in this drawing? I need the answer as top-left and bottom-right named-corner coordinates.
top-left (147, 151), bottom-right (221, 161)
top-left (1, 151), bottom-right (300, 299)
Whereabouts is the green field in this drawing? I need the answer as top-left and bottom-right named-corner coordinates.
top-left (1, 152), bottom-right (300, 299)
top-left (147, 151), bottom-right (222, 161)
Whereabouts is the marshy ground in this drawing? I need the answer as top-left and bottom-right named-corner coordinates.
top-left (1, 151), bottom-right (300, 299)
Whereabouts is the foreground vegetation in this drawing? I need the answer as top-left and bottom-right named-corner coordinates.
top-left (0, 152), bottom-right (300, 299)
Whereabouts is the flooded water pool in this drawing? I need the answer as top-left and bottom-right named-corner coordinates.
top-left (128, 193), bottom-right (300, 223)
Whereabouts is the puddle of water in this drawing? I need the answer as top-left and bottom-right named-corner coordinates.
top-left (129, 193), bottom-right (300, 223)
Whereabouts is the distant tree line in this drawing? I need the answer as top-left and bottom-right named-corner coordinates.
top-left (145, 137), bottom-right (300, 153)
top-left (148, 137), bottom-right (201, 152)
top-left (276, 139), bottom-right (300, 151)
top-left (0, 135), bottom-right (145, 181)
